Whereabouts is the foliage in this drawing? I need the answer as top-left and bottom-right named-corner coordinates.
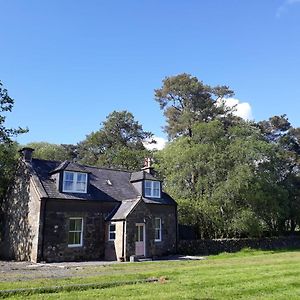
top-left (77, 110), bottom-right (153, 170)
top-left (156, 120), bottom-right (289, 238)
top-left (154, 73), bottom-right (235, 138)
top-left (0, 81), bottom-right (27, 144)
top-left (0, 143), bottom-right (18, 200)
top-left (25, 142), bottom-right (77, 161)
top-left (0, 81), bottom-right (27, 236)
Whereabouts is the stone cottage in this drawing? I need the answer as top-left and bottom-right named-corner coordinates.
top-left (1, 148), bottom-right (177, 262)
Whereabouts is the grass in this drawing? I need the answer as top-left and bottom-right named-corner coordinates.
top-left (1, 249), bottom-right (300, 299)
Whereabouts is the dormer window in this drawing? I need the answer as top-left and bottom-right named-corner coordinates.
top-left (63, 171), bottom-right (88, 193)
top-left (144, 180), bottom-right (161, 198)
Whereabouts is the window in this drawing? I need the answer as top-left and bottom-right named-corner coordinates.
top-left (68, 218), bottom-right (83, 247)
top-left (108, 223), bottom-right (116, 241)
top-left (154, 218), bottom-right (162, 242)
top-left (63, 171), bottom-right (87, 193)
top-left (144, 180), bottom-right (161, 198)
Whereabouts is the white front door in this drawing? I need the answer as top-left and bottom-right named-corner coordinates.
top-left (135, 223), bottom-right (145, 256)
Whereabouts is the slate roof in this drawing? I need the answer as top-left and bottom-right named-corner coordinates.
top-left (130, 170), bottom-right (159, 182)
top-left (109, 198), bottom-right (141, 221)
top-left (50, 161), bottom-right (90, 174)
top-left (30, 159), bottom-right (177, 208)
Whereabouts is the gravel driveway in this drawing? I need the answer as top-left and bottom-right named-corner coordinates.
top-left (0, 260), bottom-right (119, 282)
top-left (0, 256), bottom-right (204, 282)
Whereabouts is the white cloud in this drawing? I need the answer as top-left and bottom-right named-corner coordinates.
top-left (221, 98), bottom-right (253, 121)
top-left (276, 0), bottom-right (300, 17)
top-left (143, 136), bottom-right (167, 151)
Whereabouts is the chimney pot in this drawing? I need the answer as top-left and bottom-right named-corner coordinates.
top-left (141, 157), bottom-right (154, 174)
top-left (19, 147), bottom-right (34, 162)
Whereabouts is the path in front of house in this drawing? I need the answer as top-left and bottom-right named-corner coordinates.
top-left (0, 255), bottom-right (205, 282)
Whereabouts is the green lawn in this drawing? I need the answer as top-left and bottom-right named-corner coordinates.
top-left (1, 249), bottom-right (300, 299)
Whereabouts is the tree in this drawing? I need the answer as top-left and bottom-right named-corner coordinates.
top-left (155, 119), bottom-right (286, 238)
top-left (0, 81), bottom-right (27, 237)
top-left (77, 111), bottom-right (153, 170)
top-left (154, 73), bottom-right (235, 139)
top-left (25, 142), bottom-right (77, 161)
top-left (0, 81), bottom-right (27, 143)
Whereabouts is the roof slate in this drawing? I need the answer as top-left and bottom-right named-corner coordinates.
top-left (130, 170), bottom-right (159, 182)
top-left (30, 159), bottom-right (176, 208)
top-left (109, 198), bottom-right (141, 220)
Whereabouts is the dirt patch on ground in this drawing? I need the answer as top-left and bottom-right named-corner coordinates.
top-left (0, 260), bottom-right (118, 282)
top-left (0, 256), bottom-right (204, 282)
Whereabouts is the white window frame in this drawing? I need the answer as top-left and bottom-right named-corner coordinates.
top-left (144, 180), bottom-right (161, 198)
top-left (154, 217), bottom-right (162, 242)
top-left (68, 217), bottom-right (83, 247)
top-left (63, 171), bottom-right (88, 193)
top-left (108, 222), bottom-right (116, 241)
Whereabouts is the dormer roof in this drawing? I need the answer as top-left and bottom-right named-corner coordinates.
top-left (49, 161), bottom-right (90, 174)
top-left (130, 170), bottom-right (160, 182)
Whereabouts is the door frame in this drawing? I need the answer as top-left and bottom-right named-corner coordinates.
top-left (135, 223), bottom-right (146, 257)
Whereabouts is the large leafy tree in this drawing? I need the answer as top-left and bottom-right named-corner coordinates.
top-left (77, 110), bottom-right (153, 170)
top-left (154, 73), bottom-right (235, 139)
top-left (155, 120), bottom-right (287, 238)
top-left (259, 115), bottom-right (300, 232)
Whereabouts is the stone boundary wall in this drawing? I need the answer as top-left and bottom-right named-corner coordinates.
top-left (178, 236), bottom-right (300, 256)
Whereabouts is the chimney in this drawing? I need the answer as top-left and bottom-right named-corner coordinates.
top-left (141, 157), bottom-right (154, 174)
top-left (19, 147), bottom-right (35, 162)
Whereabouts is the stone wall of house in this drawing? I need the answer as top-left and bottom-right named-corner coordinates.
top-left (1, 161), bottom-right (42, 262)
top-left (178, 236), bottom-right (300, 256)
top-left (125, 202), bottom-right (177, 259)
top-left (42, 199), bottom-right (117, 262)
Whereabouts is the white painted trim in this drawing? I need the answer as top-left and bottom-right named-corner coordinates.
top-left (108, 222), bottom-right (116, 241)
top-left (63, 171), bottom-right (88, 193)
top-left (144, 180), bottom-right (161, 198)
top-left (154, 217), bottom-right (162, 242)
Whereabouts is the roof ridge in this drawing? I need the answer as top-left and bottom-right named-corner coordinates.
top-left (32, 158), bottom-right (137, 173)
top-left (32, 158), bottom-right (61, 163)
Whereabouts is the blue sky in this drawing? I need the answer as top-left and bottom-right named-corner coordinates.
top-left (1, 0), bottom-right (300, 146)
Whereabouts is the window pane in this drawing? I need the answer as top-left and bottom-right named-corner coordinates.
top-left (136, 226), bottom-right (139, 241)
top-left (153, 181), bottom-right (159, 189)
top-left (155, 218), bottom-right (161, 241)
top-left (77, 173), bottom-right (87, 182)
top-left (69, 219), bottom-right (76, 231)
top-left (153, 188), bottom-right (160, 197)
top-left (139, 226), bottom-right (144, 241)
top-left (145, 188), bottom-right (152, 196)
top-left (76, 182), bottom-right (86, 192)
top-left (155, 229), bottom-right (160, 240)
top-left (74, 219), bottom-right (82, 231)
top-left (153, 182), bottom-right (160, 197)
top-left (65, 172), bottom-right (74, 181)
top-left (64, 181), bottom-right (73, 191)
top-left (109, 223), bottom-right (116, 240)
top-left (68, 232), bottom-right (75, 244)
top-left (145, 181), bottom-right (152, 188)
top-left (155, 218), bottom-right (161, 228)
top-left (74, 232), bottom-right (81, 244)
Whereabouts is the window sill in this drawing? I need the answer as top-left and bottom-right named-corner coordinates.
top-left (68, 244), bottom-right (83, 248)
